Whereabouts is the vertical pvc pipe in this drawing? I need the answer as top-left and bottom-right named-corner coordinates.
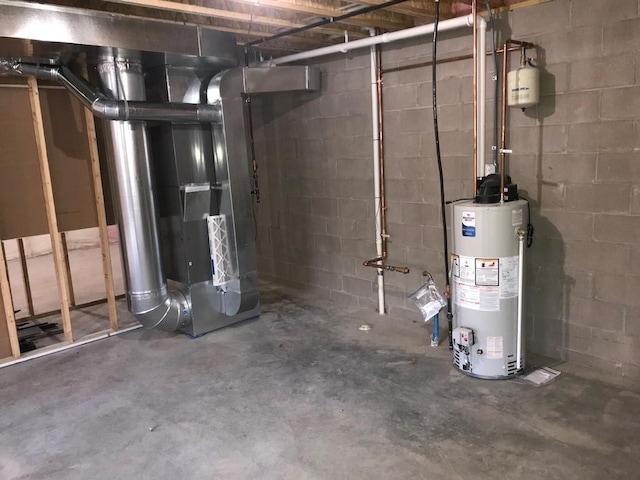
top-left (370, 32), bottom-right (385, 315)
top-left (477, 18), bottom-right (487, 179)
top-left (516, 229), bottom-right (525, 371)
top-left (472, 0), bottom-right (478, 191)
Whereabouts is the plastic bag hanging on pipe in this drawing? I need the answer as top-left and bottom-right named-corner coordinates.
top-left (409, 278), bottom-right (447, 322)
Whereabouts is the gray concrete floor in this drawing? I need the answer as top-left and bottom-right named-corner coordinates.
top-left (1, 283), bottom-right (639, 480)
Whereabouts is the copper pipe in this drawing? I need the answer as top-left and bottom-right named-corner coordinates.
top-left (382, 46), bottom-right (522, 74)
top-left (363, 257), bottom-right (410, 274)
top-left (376, 42), bottom-right (388, 260)
top-left (472, 0), bottom-right (478, 194)
top-left (500, 41), bottom-right (508, 203)
top-left (495, 46), bottom-right (527, 54)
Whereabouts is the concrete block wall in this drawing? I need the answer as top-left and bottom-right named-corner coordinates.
top-left (252, 0), bottom-right (640, 378)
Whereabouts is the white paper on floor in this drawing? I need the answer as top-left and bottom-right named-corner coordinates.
top-left (522, 366), bottom-right (561, 386)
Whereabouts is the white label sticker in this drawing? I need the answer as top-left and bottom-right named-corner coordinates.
top-left (499, 256), bottom-right (519, 299)
top-left (478, 287), bottom-right (500, 311)
top-left (451, 254), bottom-right (460, 277)
top-left (512, 209), bottom-right (523, 227)
top-left (454, 279), bottom-right (479, 308)
top-left (487, 336), bottom-right (504, 359)
top-left (454, 279), bottom-right (500, 311)
top-left (462, 211), bottom-right (476, 237)
top-left (457, 255), bottom-right (475, 282)
top-left (475, 258), bottom-right (499, 286)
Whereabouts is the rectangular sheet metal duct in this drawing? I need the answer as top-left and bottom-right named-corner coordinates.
top-left (0, 0), bottom-right (237, 59)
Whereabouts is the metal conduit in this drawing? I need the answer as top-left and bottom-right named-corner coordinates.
top-left (0, 59), bottom-right (221, 123)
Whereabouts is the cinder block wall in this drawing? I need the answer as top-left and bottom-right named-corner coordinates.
top-left (252, 0), bottom-right (640, 378)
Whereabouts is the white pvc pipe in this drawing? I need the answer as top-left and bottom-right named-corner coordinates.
top-left (259, 12), bottom-right (489, 318)
top-left (516, 230), bottom-right (525, 371)
top-left (477, 17), bottom-right (487, 178)
top-left (0, 324), bottom-right (143, 369)
top-left (261, 14), bottom-right (474, 66)
top-left (369, 32), bottom-right (385, 316)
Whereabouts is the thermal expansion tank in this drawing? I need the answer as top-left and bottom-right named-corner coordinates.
top-left (450, 199), bottom-right (528, 379)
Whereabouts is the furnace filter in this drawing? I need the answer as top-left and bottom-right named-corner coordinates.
top-left (450, 200), bottom-right (528, 379)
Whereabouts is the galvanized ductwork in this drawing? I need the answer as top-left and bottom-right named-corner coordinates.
top-left (97, 49), bottom-right (192, 331)
top-left (0, 3), bottom-right (320, 334)
top-left (0, 59), bottom-right (221, 123)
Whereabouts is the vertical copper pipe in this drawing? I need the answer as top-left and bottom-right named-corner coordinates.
top-left (376, 42), bottom-right (388, 259)
top-left (17, 238), bottom-right (34, 316)
top-left (500, 42), bottom-right (508, 203)
top-left (472, 0), bottom-right (478, 194)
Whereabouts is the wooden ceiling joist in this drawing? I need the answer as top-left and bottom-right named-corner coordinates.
top-left (349, 0), bottom-right (436, 19)
top-left (17, 0), bottom-right (551, 54)
top-left (107, 0), bottom-right (308, 29)
top-left (105, 0), bottom-right (374, 39)
top-left (223, 0), bottom-right (415, 30)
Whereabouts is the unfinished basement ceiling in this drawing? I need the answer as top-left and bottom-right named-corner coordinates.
top-left (40, 0), bottom-right (544, 54)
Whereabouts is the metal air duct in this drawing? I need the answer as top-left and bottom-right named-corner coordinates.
top-left (0, 59), bottom-right (221, 123)
top-left (0, 5), bottom-right (320, 335)
top-left (97, 49), bottom-right (191, 331)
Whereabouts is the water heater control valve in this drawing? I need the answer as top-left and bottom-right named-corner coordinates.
top-left (452, 327), bottom-right (474, 355)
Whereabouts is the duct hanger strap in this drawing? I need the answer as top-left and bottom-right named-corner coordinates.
top-left (0, 59), bottom-right (222, 123)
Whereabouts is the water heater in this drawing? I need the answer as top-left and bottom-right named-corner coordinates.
top-left (450, 198), bottom-right (528, 379)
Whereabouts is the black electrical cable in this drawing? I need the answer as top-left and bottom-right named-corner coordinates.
top-left (431, 0), bottom-right (454, 350)
top-left (525, 200), bottom-right (535, 248)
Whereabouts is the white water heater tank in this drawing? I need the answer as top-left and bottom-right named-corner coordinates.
top-left (450, 200), bottom-right (528, 379)
top-left (507, 64), bottom-right (539, 109)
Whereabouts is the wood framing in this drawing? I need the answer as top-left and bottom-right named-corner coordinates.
top-left (108, 0), bottom-right (310, 29)
top-left (0, 239), bottom-right (20, 359)
top-left (81, 63), bottom-right (119, 332)
top-left (223, 0), bottom-right (414, 29)
top-left (15, 0), bottom-right (552, 54)
top-left (0, 243), bottom-right (12, 301)
top-left (26, 77), bottom-right (73, 344)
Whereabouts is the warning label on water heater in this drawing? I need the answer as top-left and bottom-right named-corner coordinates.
top-left (454, 279), bottom-right (500, 312)
top-left (475, 258), bottom-right (499, 286)
top-left (499, 256), bottom-right (519, 299)
top-left (452, 254), bottom-right (475, 282)
top-left (461, 211), bottom-right (476, 237)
